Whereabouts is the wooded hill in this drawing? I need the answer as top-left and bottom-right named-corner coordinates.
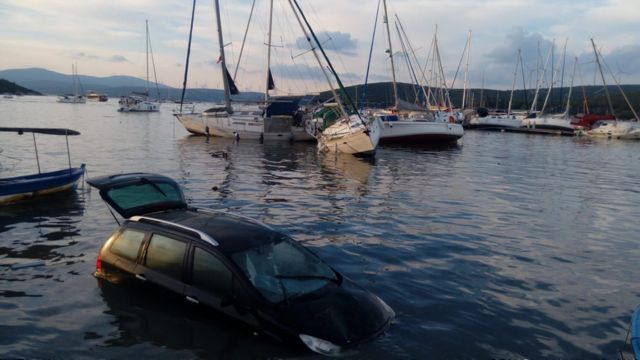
top-left (321, 82), bottom-right (640, 119)
top-left (0, 79), bottom-right (41, 95)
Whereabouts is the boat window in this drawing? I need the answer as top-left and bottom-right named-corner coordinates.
top-left (230, 235), bottom-right (336, 303)
top-left (106, 181), bottom-right (183, 212)
top-left (192, 247), bottom-right (232, 297)
top-left (110, 229), bottom-right (146, 262)
top-left (145, 234), bottom-right (187, 280)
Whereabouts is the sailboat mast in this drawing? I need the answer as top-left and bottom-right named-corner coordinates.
top-left (286, 0), bottom-right (347, 119)
top-left (507, 49), bottom-right (520, 115)
top-left (146, 20), bottom-right (149, 95)
top-left (214, 0), bottom-right (232, 112)
top-left (564, 56), bottom-right (577, 117)
top-left (540, 39), bottom-right (556, 114)
top-left (462, 30), bottom-right (471, 110)
top-left (381, 0), bottom-right (398, 108)
top-left (590, 38), bottom-right (615, 117)
top-left (529, 40), bottom-right (553, 114)
top-left (265, 0), bottom-right (274, 103)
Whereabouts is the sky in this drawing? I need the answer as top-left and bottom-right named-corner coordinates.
top-left (1, 0), bottom-right (639, 95)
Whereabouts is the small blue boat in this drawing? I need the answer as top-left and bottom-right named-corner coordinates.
top-left (0, 127), bottom-right (86, 205)
top-left (632, 306), bottom-right (640, 360)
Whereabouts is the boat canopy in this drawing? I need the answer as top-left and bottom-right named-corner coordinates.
top-left (87, 173), bottom-right (188, 218)
top-left (0, 127), bottom-right (81, 136)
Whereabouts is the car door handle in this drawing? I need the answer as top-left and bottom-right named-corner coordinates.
top-left (135, 274), bottom-right (147, 282)
top-left (186, 296), bottom-right (199, 304)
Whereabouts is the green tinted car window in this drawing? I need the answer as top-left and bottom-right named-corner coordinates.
top-left (110, 229), bottom-right (146, 261)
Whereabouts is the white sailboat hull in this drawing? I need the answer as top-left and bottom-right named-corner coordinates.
top-left (118, 96), bottom-right (159, 112)
top-left (318, 115), bottom-right (380, 155)
top-left (586, 121), bottom-right (640, 140)
top-left (379, 120), bottom-right (463, 144)
top-left (468, 114), bottom-right (524, 129)
top-left (175, 111), bottom-right (314, 141)
top-left (57, 96), bottom-right (86, 104)
top-left (522, 115), bottom-right (574, 131)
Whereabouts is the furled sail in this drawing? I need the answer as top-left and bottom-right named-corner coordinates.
top-left (225, 66), bottom-right (239, 95)
top-left (267, 69), bottom-right (275, 90)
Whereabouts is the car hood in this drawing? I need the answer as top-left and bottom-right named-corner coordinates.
top-left (275, 277), bottom-right (393, 347)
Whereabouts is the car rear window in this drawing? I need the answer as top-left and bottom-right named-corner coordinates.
top-left (110, 229), bottom-right (146, 261)
top-left (145, 234), bottom-right (187, 279)
top-left (106, 182), bottom-right (183, 212)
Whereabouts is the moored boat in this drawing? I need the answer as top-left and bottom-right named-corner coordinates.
top-left (174, 0), bottom-right (313, 142)
top-left (362, 0), bottom-right (463, 146)
top-left (118, 93), bottom-right (159, 112)
top-left (57, 64), bottom-right (86, 104)
top-left (0, 127), bottom-right (86, 205)
top-left (87, 91), bottom-right (108, 102)
top-left (118, 20), bottom-right (160, 113)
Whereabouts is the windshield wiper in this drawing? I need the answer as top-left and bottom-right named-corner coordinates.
top-left (141, 178), bottom-right (167, 197)
top-left (275, 274), bottom-right (338, 283)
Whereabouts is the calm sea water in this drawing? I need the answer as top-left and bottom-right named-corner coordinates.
top-left (1, 96), bottom-right (639, 359)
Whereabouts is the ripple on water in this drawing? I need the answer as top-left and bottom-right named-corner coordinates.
top-left (1, 99), bottom-right (639, 358)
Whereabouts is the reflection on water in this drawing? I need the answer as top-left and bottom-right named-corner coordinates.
top-left (94, 280), bottom-right (302, 359)
top-left (0, 97), bottom-right (639, 358)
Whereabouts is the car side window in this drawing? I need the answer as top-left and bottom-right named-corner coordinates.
top-left (145, 234), bottom-right (187, 280)
top-left (192, 247), bottom-right (232, 298)
top-left (110, 229), bottom-right (146, 262)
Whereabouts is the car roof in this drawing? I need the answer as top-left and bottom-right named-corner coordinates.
top-left (137, 208), bottom-right (280, 255)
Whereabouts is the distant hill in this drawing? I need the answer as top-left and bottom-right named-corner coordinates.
top-left (0, 68), bottom-right (261, 102)
top-left (320, 82), bottom-right (640, 119)
top-left (0, 79), bottom-right (41, 95)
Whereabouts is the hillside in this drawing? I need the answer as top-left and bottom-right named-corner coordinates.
top-left (0, 79), bottom-right (41, 95)
top-left (0, 68), bottom-right (261, 101)
top-left (321, 82), bottom-right (640, 119)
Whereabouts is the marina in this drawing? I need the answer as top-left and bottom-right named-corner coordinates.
top-left (1, 96), bottom-right (639, 358)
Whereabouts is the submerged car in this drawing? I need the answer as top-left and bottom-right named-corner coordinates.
top-left (88, 173), bottom-right (394, 355)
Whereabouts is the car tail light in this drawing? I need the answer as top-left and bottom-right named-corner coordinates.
top-left (96, 253), bottom-right (102, 271)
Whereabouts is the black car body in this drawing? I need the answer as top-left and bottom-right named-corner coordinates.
top-left (88, 173), bottom-right (394, 355)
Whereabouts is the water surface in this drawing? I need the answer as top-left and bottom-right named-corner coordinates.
top-left (1, 96), bottom-right (639, 358)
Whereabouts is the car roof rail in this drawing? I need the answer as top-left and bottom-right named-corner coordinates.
top-left (192, 207), bottom-right (275, 231)
top-left (129, 215), bottom-right (219, 247)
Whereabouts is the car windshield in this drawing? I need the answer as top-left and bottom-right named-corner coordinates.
top-left (230, 235), bottom-right (337, 304)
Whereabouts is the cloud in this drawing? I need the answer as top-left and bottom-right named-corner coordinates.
top-left (577, 43), bottom-right (640, 86)
top-left (108, 55), bottom-right (129, 63)
top-left (72, 52), bottom-right (129, 63)
top-left (294, 31), bottom-right (358, 57)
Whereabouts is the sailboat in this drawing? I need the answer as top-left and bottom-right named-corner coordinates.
top-left (367, 2), bottom-right (463, 144)
top-left (57, 64), bottom-right (86, 104)
top-left (468, 49), bottom-right (527, 130)
top-left (522, 40), bottom-right (575, 132)
top-left (174, 0), bottom-right (313, 142)
top-left (288, 0), bottom-right (380, 155)
top-left (118, 20), bottom-right (160, 112)
top-left (584, 39), bottom-right (640, 140)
